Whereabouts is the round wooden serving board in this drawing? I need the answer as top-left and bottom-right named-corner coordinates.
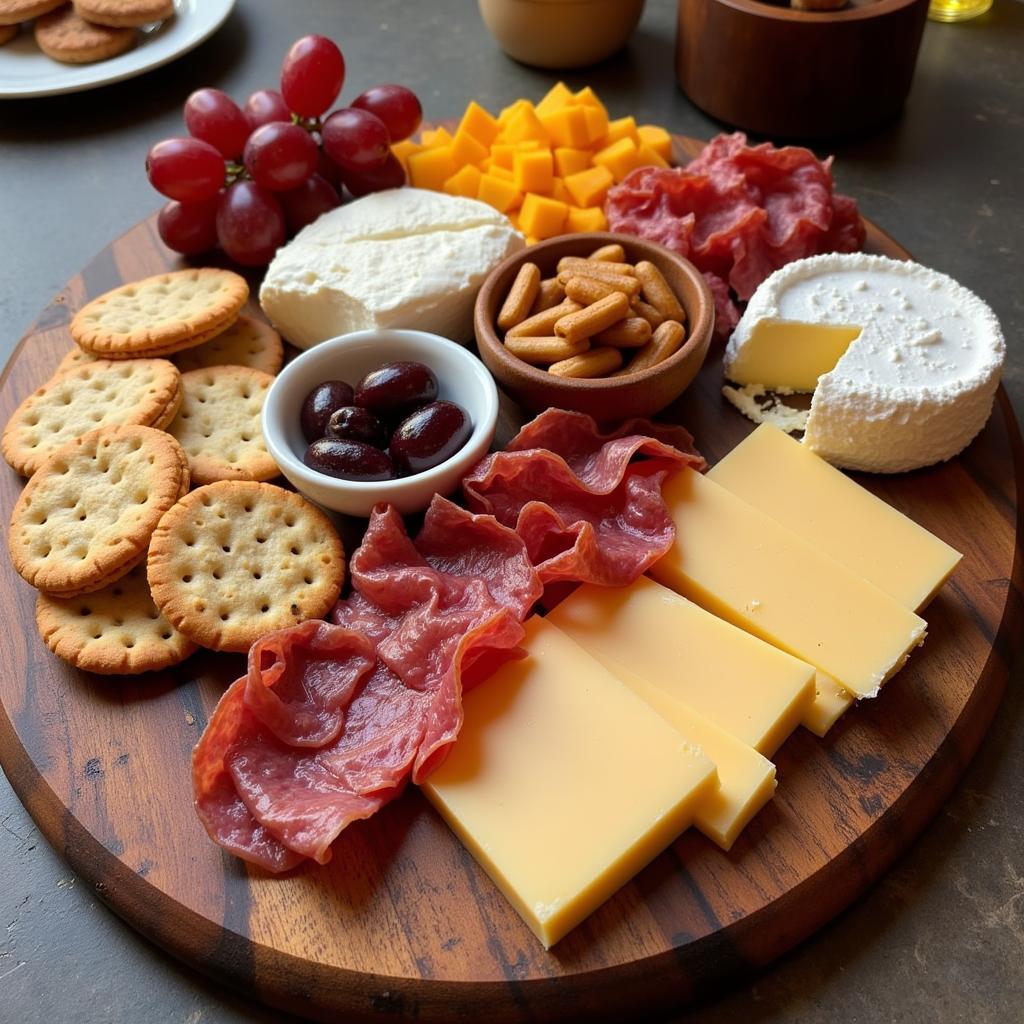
top-left (1, 137), bottom-right (1021, 1023)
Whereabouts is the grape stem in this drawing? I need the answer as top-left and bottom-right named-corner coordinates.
top-left (225, 162), bottom-right (248, 186)
top-left (292, 112), bottom-right (323, 134)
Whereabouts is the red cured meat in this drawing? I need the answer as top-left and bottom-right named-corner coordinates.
top-left (463, 409), bottom-right (705, 588)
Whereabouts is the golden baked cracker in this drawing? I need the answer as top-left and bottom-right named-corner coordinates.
top-left (147, 481), bottom-right (345, 653)
top-left (70, 269), bottom-right (248, 359)
top-left (73, 0), bottom-right (173, 28)
top-left (34, 7), bottom-right (136, 64)
top-left (0, 0), bottom-right (64, 26)
top-left (173, 315), bottom-right (284, 376)
top-left (54, 346), bottom-right (97, 376)
top-left (2, 357), bottom-right (182, 477)
top-left (167, 366), bottom-right (279, 486)
top-left (9, 425), bottom-right (190, 599)
top-left (0, 23), bottom-right (18, 43)
top-left (36, 564), bottom-right (197, 675)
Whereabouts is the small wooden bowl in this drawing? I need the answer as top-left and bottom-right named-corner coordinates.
top-left (474, 233), bottom-right (714, 421)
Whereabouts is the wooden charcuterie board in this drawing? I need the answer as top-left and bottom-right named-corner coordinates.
top-left (0, 137), bottom-right (1020, 1023)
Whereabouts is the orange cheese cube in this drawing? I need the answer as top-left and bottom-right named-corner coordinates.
top-left (553, 147), bottom-right (592, 178)
top-left (450, 128), bottom-right (490, 169)
top-left (574, 86), bottom-right (608, 116)
top-left (550, 177), bottom-right (572, 205)
top-left (539, 105), bottom-right (590, 148)
top-left (638, 124), bottom-right (673, 162)
top-left (602, 116), bottom-right (639, 147)
top-left (391, 138), bottom-right (423, 172)
top-left (592, 136), bottom-right (643, 183)
top-left (489, 165), bottom-right (515, 182)
top-left (525, 236), bottom-right (541, 246)
top-left (443, 164), bottom-right (483, 199)
top-left (566, 205), bottom-right (608, 233)
top-left (514, 149), bottom-right (554, 194)
top-left (459, 100), bottom-right (501, 147)
top-left (499, 99), bottom-right (529, 125)
top-left (563, 164), bottom-right (614, 207)
top-left (536, 81), bottom-right (575, 116)
top-left (515, 139), bottom-right (543, 152)
top-left (478, 173), bottom-right (523, 214)
top-left (504, 105), bottom-right (550, 146)
top-left (581, 104), bottom-right (610, 145)
top-left (420, 126), bottom-right (453, 147)
top-left (490, 143), bottom-right (516, 170)
top-left (519, 193), bottom-right (568, 239)
top-left (408, 146), bottom-right (457, 191)
top-left (637, 143), bottom-right (669, 169)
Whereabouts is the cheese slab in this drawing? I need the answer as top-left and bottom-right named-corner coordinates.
top-left (723, 254), bottom-right (1005, 473)
top-left (546, 577), bottom-right (814, 755)
top-left (708, 424), bottom-right (962, 611)
top-left (421, 617), bottom-right (717, 949)
top-left (651, 467), bottom-right (927, 702)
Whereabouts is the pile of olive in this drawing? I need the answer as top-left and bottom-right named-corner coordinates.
top-left (300, 361), bottom-right (471, 481)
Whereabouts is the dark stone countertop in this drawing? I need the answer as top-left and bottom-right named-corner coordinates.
top-left (0, 1), bottom-right (1021, 1021)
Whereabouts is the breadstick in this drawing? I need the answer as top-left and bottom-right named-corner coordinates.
top-left (556, 266), bottom-right (640, 296)
top-left (554, 291), bottom-right (631, 344)
top-left (564, 275), bottom-right (629, 306)
top-left (632, 298), bottom-right (666, 330)
top-left (505, 298), bottom-right (582, 339)
top-left (549, 346), bottom-right (623, 378)
top-left (505, 336), bottom-right (590, 365)
top-left (557, 256), bottom-right (635, 278)
top-left (497, 262), bottom-right (541, 331)
top-left (588, 243), bottom-right (626, 263)
top-left (592, 317), bottom-right (652, 348)
top-left (614, 319), bottom-right (686, 375)
top-left (531, 277), bottom-right (565, 314)
top-left (635, 261), bottom-right (686, 322)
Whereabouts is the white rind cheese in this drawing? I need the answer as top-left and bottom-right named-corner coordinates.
top-left (724, 253), bottom-right (1005, 473)
top-left (260, 188), bottom-right (524, 349)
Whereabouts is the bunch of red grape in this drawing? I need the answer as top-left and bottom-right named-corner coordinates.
top-left (147, 35), bottom-right (422, 267)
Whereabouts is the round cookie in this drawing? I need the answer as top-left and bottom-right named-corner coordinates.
top-left (0, 0), bottom-right (64, 26)
top-left (34, 7), bottom-right (136, 64)
top-left (70, 269), bottom-right (248, 359)
top-left (9, 425), bottom-right (190, 599)
top-left (173, 315), bottom-right (284, 376)
top-left (36, 564), bottom-right (197, 675)
top-left (147, 481), bottom-right (346, 653)
top-left (2, 357), bottom-right (182, 477)
top-left (73, 0), bottom-right (173, 27)
top-left (166, 366), bottom-right (278, 485)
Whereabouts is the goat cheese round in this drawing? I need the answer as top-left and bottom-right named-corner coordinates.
top-left (723, 253), bottom-right (1005, 473)
top-left (260, 188), bottom-right (524, 349)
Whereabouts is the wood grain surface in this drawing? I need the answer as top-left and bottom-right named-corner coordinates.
top-left (0, 138), bottom-right (1020, 1023)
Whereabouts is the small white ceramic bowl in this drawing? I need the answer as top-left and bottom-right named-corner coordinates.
top-left (262, 329), bottom-right (499, 518)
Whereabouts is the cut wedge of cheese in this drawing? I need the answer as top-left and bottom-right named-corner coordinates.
top-left (708, 424), bottom-right (962, 612)
top-left (421, 616), bottom-right (716, 949)
top-left (723, 253), bottom-right (1005, 473)
top-left (545, 577), bottom-right (814, 755)
top-left (651, 467), bottom-right (927, 705)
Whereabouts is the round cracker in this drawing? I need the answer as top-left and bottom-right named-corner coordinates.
top-left (2, 357), bottom-right (182, 477)
top-left (72, 0), bottom-right (173, 27)
top-left (173, 315), bottom-right (284, 376)
top-left (36, 564), bottom-right (197, 675)
top-left (0, 23), bottom-right (19, 42)
top-left (0, 0), bottom-right (64, 25)
top-left (166, 366), bottom-right (279, 485)
top-left (9, 425), bottom-right (190, 599)
top-left (147, 481), bottom-right (345, 653)
top-left (53, 345), bottom-right (97, 376)
top-left (70, 269), bottom-right (248, 358)
top-left (34, 7), bottom-right (136, 63)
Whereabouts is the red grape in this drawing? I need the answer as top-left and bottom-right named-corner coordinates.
top-left (216, 182), bottom-right (286, 266)
top-left (351, 84), bottom-right (422, 143)
top-left (243, 121), bottom-right (319, 192)
top-left (146, 137), bottom-right (225, 202)
top-left (157, 197), bottom-right (220, 255)
top-left (316, 147), bottom-right (343, 187)
top-left (322, 108), bottom-right (390, 173)
top-left (244, 89), bottom-right (291, 132)
top-left (280, 173), bottom-right (341, 232)
top-left (280, 35), bottom-right (345, 118)
top-left (341, 152), bottom-right (406, 198)
top-left (184, 88), bottom-right (249, 159)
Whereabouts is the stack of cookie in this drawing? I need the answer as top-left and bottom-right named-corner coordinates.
top-left (0, 1), bottom-right (173, 65)
top-left (4, 267), bottom-right (347, 675)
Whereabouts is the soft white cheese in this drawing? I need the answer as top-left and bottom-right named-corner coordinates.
top-left (723, 253), bottom-right (1005, 473)
top-left (259, 188), bottom-right (524, 349)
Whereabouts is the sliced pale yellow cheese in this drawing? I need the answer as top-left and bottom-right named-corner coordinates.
top-left (805, 672), bottom-right (854, 737)
top-left (707, 423), bottom-right (962, 612)
top-left (725, 320), bottom-right (860, 390)
top-left (421, 616), bottom-right (716, 949)
top-left (651, 467), bottom-right (927, 703)
top-left (545, 577), bottom-right (813, 755)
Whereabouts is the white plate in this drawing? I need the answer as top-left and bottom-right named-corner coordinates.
top-left (0, 0), bottom-right (235, 99)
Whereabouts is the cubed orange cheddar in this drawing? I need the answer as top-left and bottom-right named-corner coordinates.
top-left (450, 128), bottom-right (490, 169)
top-left (602, 116), bottom-right (639, 147)
top-left (525, 236), bottom-right (541, 246)
top-left (581, 104), bottom-right (610, 146)
top-left (574, 86), bottom-right (608, 116)
top-left (519, 193), bottom-right (568, 239)
top-left (391, 138), bottom-right (423, 173)
top-left (550, 177), bottom-right (572, 205)
top-left (498, 98), bottom-right (529, 125)
top-left (536, 81), bottom-right (574, 116)
top-left (459, 100), bottom-right (501, 147)
top-left (566, 205), bottom-right (608, 233)
top-left (408, 146), bottom-right (457, 191)
top-left (539, 105), bottom-right (590, 148)
top-left (553, 147), bottom-right (592, 178)
top-left (489, 165), bottom-right (515, 182)
top-left (507, 211), bottom-right (521, 231)
top-left (515, 139), bottom-right (543, 152)
top-left (478, 173), bottom-right (523, 214)
top-left (490, 143), bottom-right (516, 170)
top-left (503, 105), bottom-right (550, 146)
top-left (443, 164), bottom-right (482, 199)
top-left (592, 136), bottom-right (644, 183)
top-left (563, 164), bottom-right (614, 208)
top-left (514, 149), bottom-right (554, 194)
top-left (637, 143), bottom-right (669, 169)
top-left (420, 126), bottom-right (453, 147)
top-left (638, 124), bottom-right (673, 162)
